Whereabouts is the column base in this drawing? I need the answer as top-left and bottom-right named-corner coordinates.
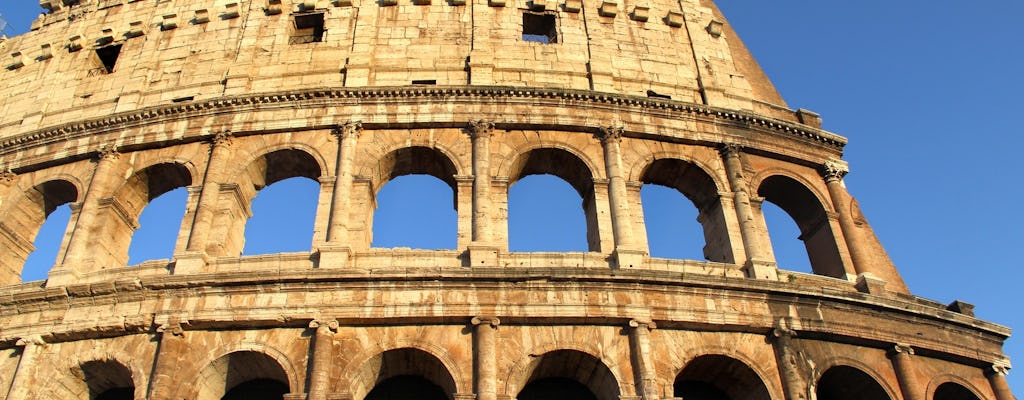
top-left (173, 252), bottom-right (210, 275)
top-left (855, 273), bottom-right (888, 295)
top-left (613, 248), bottom-right (647, 269)
top-left (467, 244), bottom-right (500, 267)
top-left (283, 394), bottom-right (306, 400)
top-left (45, 266), bottom-right (81, 287)
top-left (317, 245), bottom-right (353, 269)
top-left (744, 259), bottom-right (778, 280)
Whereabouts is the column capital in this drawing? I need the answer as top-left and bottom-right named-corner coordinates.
top-left (309, 319), bottom-right (339, 332)
top-left (0, 166), bottom-right (16, 184)
top-left (471, 316), bottom-right (500, 327)
top-left (628, 319), bottom-right (656, 330)
top-left (15, 335), bottom-right (45, 346)
top-left (718, 143), bottom-right (743, 158)
top-left (989, 360), bottom-right (1012, 376)
top-left (467, 120), bottom-right (495, 139)
top-left (96, 144), bottom-right (120, 161)
top-left (333, 121), bottom-right (363, 140)
top-left (820, 159), bottom-right (850, 183)
top-left (771, 326), bottom-right (797, 339)
top-left (210, 130), bottom-right (234, 147)
top-left (891, 343), bottom-right (915, 356)
top-left (595, 125), bottom-right (624, 144)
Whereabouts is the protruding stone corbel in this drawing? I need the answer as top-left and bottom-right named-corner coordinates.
top-left (160, 14), bottom-right (179, 30)
top-left (598, 1), bottom-right (618, 17)
top-left (38, 44), bottom-right (54, 61)
top-left (223, 3), bottom-right (241, 19)
top-left (8, 52), bottom-right (25, 70)
top-left (563, 0), bottom-right (581, 12)
top-left (126, 21), bottom-right (145, 38)
top-left (265, 0), bottom-right (283, 15)
top-left (96, 28), bottom-right (115, 46)
top-left (630, 5), bottom-right (649, 22)
top-left (820, 159), bottom-right (850, 183)
top-left (194, 9), bottom-right (211, 24)
top-left (706, 19), bottom-right (724, 38)
top-left (665, 10), bottom-right (684, 27)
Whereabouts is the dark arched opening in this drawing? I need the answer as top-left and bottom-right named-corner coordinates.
top-left (816, 365), bottom-right (892, 400)
top-left (673, 355), bottom-right (771, 400)
top-left (0, 179), bottom-right (78, 284)
top-left (934, 382), bottom-right (981, 400)
top-left (640, 159), bottom-right (730, 262)
top-left (194, 350), bottom-right (291, 400)
top-left (757, 175), bottom-right (845, 277)
top-left (516, 350), bottom-right (618, 400)
top-left (355, 348), bottom-right (458, 400)
top-left (508, 148), bottom-right (599, 252)
top-left (80, 359), bottom-right (135, 400)
top-left (368, 147), bottom-right (459, 250)
top-left (221, 379), bottom-right (288, 400)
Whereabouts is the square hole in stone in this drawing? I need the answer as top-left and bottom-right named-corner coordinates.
top-left (522, 13), bottom-right (557, 43)
top-left (291, 12), bottom-right (325, 44)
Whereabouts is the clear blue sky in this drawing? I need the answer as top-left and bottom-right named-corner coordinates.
top-left (2, 1), bottom-right (1021, 395)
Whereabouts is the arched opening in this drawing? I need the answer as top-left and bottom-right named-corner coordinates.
top-left (934, 382), bottom-right (981, 400)
top-left (0, 179), bottom-right (78, 285)
top-left (128, 187), bottom-right (187, 264)
top-left (760, 201), bottom-right (812, 273)
top-left (673, 354), bottom-right (771, 400)
top-left (508, 148), bottom-right (599, 252)
top-left (193, 350), bottom-right (291, 400)
top-left (236, 149), bottom-right (322, 256)
top-left (816, 365), bottom-right (892, 400)
top-left (22, 204), bottom-right (71, 282)
top-left (102, 162), bottom-right (191, 267)
top-left (515, 350), bottom-right (619, 400)
top-left (80, 359), bottom-right (135, 400)
top-left (352, 348), bottom-right (457, 400)
top-left (509, 175), bottom-right (588, 252)
top-left (366, 146), bottom-right (459, 249)
top-left (243, 177), bottom-right (320, 255)
top-left (372, 175), bottom-right (457, 249)
top-left (757, 175), bottom-right (845, 277)
top-left (640, 159), bottom-right (730, 262)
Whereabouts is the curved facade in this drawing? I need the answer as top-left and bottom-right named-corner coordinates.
top-left (0, 0), bottom-right (1013, 399)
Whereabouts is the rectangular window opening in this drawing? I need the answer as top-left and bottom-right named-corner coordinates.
top-left (522, 13), bottom-right (557, 43)
top-left (95, 44), bottom-right (122, 74)
top-left (412, 79), bottom-right (437, 85)
top-left (291, 12), bottom-right (325, 44)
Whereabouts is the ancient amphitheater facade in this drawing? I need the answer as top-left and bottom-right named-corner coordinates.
top-left (0, 0), bottom-right (1014, 399)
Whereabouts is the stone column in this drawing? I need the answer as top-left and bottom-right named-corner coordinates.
top-left (466, 121), bottom-right (500, 266)
top-left (307, 319), bottom-right (339, 400)
top-left (6, 336), bottom-right (45, 400)
top-left (147, 320), bottom-right (187, 400)
top-left (719, 144), bottom-right (775, 279)
top-left (50, 146), bottom-right (121, 286)
top-left (820, 160), bottom-right (870, 278)
top-left (889, 344), bottom-right (923, 400)
top-left (472, 316), bottom-right (500, 400)
top-left (320, 122), bottom-right (361, 269)
top-left (770, 328), bottom-right (807, 400)
top-left (176, 132), bottom-right (234, 273)
top-left (597, 126), bottom-right (644, 268)
top-left (987, 363), bottom-right (1016, 400)
top-left (627, 319), bottom-right (658, 400)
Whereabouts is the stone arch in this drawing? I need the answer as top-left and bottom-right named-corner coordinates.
top-left (501, 146), bottom-right (602, 252)
top-left (638, 157), bottom-right (734, 263)
top-left (39, 353), bottom-right (147, 400)
top-left (346, 347), bottom-right (462, 400)
top-left (0, 177), bottom-right (80, 285)
top-left (187, 345), bottom-right (299, 400)
top-left (672, 354), bottom-right (772, 400)
top-left (506, 348), bottom-right (622, 400)
top-left (86, 161), bottom-right (193, 267)
top-left (814, 364), bottom-right (896, 400)
top-left (755, 173), bottom-right (846, 277)
top-left (928, 376), bottom-right (984, 400)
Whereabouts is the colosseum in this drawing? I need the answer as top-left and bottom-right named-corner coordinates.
top-left (0, 0), bottom-right (1014, 399)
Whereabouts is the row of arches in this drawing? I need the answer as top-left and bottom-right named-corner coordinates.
top-left (2, 136), bottom-right (847, 285)
top-left (51, 348), bottom-right (987, 400)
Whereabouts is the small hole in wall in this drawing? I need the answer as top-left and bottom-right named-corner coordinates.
top-left (522, 13), bottom-right (557, 43)
top-left (291, 12), bottom-right (325, 44)
top-left (412, 79), bottom-right (437, 85)
top-left (96, 44), bottom-right (122, 73)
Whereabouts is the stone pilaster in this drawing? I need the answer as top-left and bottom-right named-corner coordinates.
top-left (820, 160), bottom-right (871, 278)
top-left (6, 335), bottom-right (44, 400)
top-left (177, 132), bottom-right (234, 274)
top-left (466, 121), bottom-right (500, 267)
top-left (307, 319), bottom-right (339, 400)
top-left (888, 343), bottom-right (923, 400)
top-left (597, 126), bottom-right (644, 268)
top-left (719, 144), bottom-right (775, 279)
top-left (472, 316), bottom-right (500, 400)
top-left (986, 362), bottom-right (1016, 400)
top-left (627, 319), bottom-right (658, 400)
top-left (49, 145), bottom-right (121, 286)
top-left (147, 320), bottom-right (187, 400)
top-left (320, 122), bottom-right (361, 269)
top-left (770, 327), bottom-right (807, 400)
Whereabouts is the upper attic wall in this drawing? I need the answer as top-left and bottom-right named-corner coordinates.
top-left (0, 0), bottom-right (803, 140)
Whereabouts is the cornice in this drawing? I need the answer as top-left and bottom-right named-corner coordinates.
top-left (0, 86), bottom-right (847, 157)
